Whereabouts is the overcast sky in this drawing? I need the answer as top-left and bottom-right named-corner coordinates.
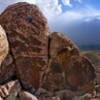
top-left (0, 0), bottom-right (100, 46)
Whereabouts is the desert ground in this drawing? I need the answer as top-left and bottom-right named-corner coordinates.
top-left (81, 50), bottom-right (100, 67)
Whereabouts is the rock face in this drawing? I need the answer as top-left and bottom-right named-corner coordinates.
top-left (49, 32), bottom-right (80, 57)
top-left (43, 32), bottom-right (95, 93)
top-left (0, 25), bottom-right (9, 66)
top-left (0, 54), bottom-right (15, 84)
top-left (0, 2), bottom-right (50, 90)
top-left (42, 58), bottom-right (66, 92)
top-left (57, 53), bottom-right (95, 92)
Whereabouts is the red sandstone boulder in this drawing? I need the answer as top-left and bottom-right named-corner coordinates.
top-left (43, 32), bottom-right (95, 93)
top-left (0, 2), bottom-right (50, 90)
top-left (49, 32), bottom-right (80, 58)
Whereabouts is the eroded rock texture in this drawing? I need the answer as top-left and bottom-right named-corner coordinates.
top-left (43, 32), bottom-right (95, 93)
top-left (0, 2), bottom-right (50, 90)
top-left (49, 32), bottom-right (80, 58)
top-left (0, 25), bottom-right (9, 66)
top-left (0, 54), bottom-right (15, 84)
top-left (0, 25), bottom-right (15, 84)
top-left (42, 59), bottom-right (66, 92)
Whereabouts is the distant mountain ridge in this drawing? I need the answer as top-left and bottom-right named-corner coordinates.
top-left (78, 45), bottom-right (100, 51)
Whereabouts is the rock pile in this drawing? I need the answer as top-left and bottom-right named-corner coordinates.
top-left (0, 2), bottom-right (97, 100)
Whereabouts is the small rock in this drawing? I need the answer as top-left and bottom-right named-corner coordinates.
top-left (0, 55), bottom-right (15, 84)
top-left (19, 91), bottom-right (38, 100)
top-left (39, 96), bottom-right (61, 100)
top-left (50, 96), bottom-right (61, 100)
top-left (0, 80), bottom-right (21, 98)
top-left (55, 90), bottom-right (75, 100)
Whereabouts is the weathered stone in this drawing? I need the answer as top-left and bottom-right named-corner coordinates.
top-left (44, 32), bottom-right (95, 93)
top-left (48, 96), bottom-right (61, 100)
top-left (49, 32), bottom-right (80, 58)
top-left (19, 91), bottom-right (38, 100)
top-left (0, 26), bottom-right (15, 84)
top-left (0, 2), bottom-right (50, 90)
top-left (38, 96), bottom-right (61, 100)
top-left (57, 51), bottom-right (95, 92)
top-left (42, 58), bottom-right (66, 92)
top-left (0, 80), bottom-right (21, 98)
top-left (0, 25), bottom-right (9, 66)
top-left (0, 54), bottom-right (15, 84)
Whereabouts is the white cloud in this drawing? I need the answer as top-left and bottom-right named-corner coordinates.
top-left (50, 6), bottom-right (100, 32)
top-left (62, 0), bottom-right (72, 7)
top-left (34, 0), bottom-right (62, 20)
top-left (0, 0), bottom-right (62, 21)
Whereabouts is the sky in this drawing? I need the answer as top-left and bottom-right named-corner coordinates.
top-left (0, 0), bottom-right (100, 46)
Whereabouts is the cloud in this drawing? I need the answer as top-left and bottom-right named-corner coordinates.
top-left (0, 0), bottom-right (100, 46)
top-left (0, 0), bottom-right (62, 21)
top-left (34, 0), bottom-right (62, 20)
top-left (49, 6), bottom-right (100, 46)
top-left (62, 0), bottom-right (72, 7)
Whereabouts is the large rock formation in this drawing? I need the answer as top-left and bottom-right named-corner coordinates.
top-left (43, 32), bottom-right (95, 93)
top-left (49, 32), bottom-right (80, 58)
top-left (0, 25), bottom-right (9, 66)
top-left (42, 58), bottom-right (66, 92)
top-left (0, 54), bottom-right (15, 84)
top-left (0, 2), bottom-right (50, 90)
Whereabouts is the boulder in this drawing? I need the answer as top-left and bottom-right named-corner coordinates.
top-left (49, 32), bottom-right (80, 58)
top-left (0, 25), bottom-right (15, 84)
top-left (42, 58), bottom-right (66, 92)
top-left (43, 32), bottom-right (95, 93)
top-left (0, 2), bottom-right (50, 90)
top-left (19, 91), bottom-right (38, 100)
top-left (0, 80), bottom-right (21, 98)
top-left (0, 25), bottom-right (9, 66)
top-left (57, 52), bottom-right (95, 92)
